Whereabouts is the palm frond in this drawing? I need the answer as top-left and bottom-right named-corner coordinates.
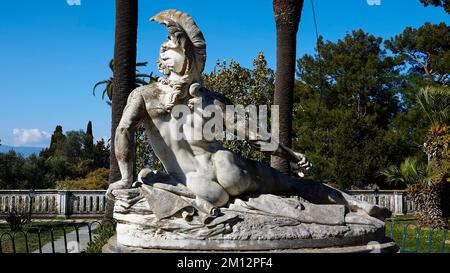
top-left (135, 79), bottom-right (149, 86)
top-left (108, 59), bottom-right (114, 72)
top-left (102, 89), bottom-right (108, 100)
top-left (92, 80), bottom-right (110, 96)
top-left (379, 165), bottom-right (403, 186)
top-left (103, 82), bottom-right (113, 101)
top-left (136, 74), bottom-right (152, 78)
top-left (93, 59), bottom-right (154, 103)
top-left (380, 157), bottom-right (437, 187)
top-left (136, 62), bottom-right (148, 67)
top-left (417, 86), bottom-right (450, 125)
top-left (399, 157), bottom-right (425, 186)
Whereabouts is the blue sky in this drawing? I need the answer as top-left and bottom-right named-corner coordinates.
top-left (0, 0), bottom-right (448, 147)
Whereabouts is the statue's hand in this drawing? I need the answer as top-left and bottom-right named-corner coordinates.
top-left (290, 152), bottom-right (313, 178)
top-left (188, 97), bottom-right (202, 110)
top-left (106, 180), bottom-right (132, 200)
top-left (187, 83), bottom-right (202, 110)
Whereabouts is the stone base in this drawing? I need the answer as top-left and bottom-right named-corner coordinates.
top-left (114, 221), bottom-right (388, 251)
top-left (103, 235), bottom-right (398, 253)
top-left (111, 188), bottom-right (394, 252)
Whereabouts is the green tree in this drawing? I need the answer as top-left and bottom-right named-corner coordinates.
top-left (203, 52), bottom-right (275, 163)
top-left (419, 0), bottom-right (450, 13)
top-left (385, 22), bottom-right (450, 86)
top-left (40, 125), bottom-right (66, 158)
top-left (271, 0), bottom-right (305, 174)
top-left (381, 86), bottom-right (449, 228)
top-left (22, 154), bottom-right (50, 189)
top-left (135, 125), bottom-right (164, 173)
top-left (93, 138), bottom-right (110, 169)
top-left (294, 30), bottom-right (405, 188)
top-left (83, 121), bottom-right (94, 160)
top-left (0, 151), bottom-right (25, 189)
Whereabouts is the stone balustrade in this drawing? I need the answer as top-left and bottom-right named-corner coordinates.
top-left (0, 189), bottom-right (106, 218)
top-left (0, 189), bottom-right (416, 219)
top-left (347, 190), bottom-right (416, 216)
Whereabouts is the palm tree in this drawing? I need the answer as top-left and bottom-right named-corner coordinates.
top-left (418, 86), bottom-right (450, 164)
top-left (382, 86), bottom-right (449, 228)
top-left (380, 157), bottom-right (434, 188)
top-left (381, 157), bottom-right (448, 228)
top-left (93, 59), bottom-right (154, 106)
top-left (271, 0), bottom-right (305, 174)
top-left (104, 0), bottom-right (138, 221)
top-left (417, 85), bottom-right (450, 228)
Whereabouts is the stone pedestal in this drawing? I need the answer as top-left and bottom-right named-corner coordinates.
top-left (103, 235), bottom-right (398, 253)
top-left (104, 188), bottom-right (397, 253)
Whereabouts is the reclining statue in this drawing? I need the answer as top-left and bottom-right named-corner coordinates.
top-left (106, 9), bottom-right (390, 225)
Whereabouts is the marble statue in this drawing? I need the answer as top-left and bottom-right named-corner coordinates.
top-left (104, 9), bottom-right (393, 252)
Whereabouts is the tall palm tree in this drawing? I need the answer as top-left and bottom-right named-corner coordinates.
top-left (104, 0), bottom-right (138, 221)
top-left (417, 86), bottom-right (450, 228)
top-left (271, 0), bottom-right (305, 174)
top-left (93, 59), bottom-right (154, 106)
top-left (382, 86), bottom-right (450, 228)
top-left (418, 86), bottom-right (450, 165)
top-left (381, 156), bottom-right (448, 228)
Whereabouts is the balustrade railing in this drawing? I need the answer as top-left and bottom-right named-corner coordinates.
top-left (0, 190), bottom-right (106, 218)
top-left (0, 189), bottom-right (416, 218)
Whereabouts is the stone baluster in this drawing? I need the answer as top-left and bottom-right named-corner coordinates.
top-left (393, 191), bottom-right (404, 216)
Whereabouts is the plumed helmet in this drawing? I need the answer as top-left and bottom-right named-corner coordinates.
top-left (151, 9), bottom-right (207, 75)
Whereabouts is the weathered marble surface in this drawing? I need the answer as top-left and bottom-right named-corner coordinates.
top-left (105, 9), bottom-right (392, 252)
top-left (103, 235), bottom-right (398, 253)
top-left (106, 8), bottom-right (390, 222)
top-left (112, 187), bottom-right (386, 250)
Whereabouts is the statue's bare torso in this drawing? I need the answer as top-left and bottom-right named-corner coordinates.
top-left (132, 82), bottom-right (254, 208)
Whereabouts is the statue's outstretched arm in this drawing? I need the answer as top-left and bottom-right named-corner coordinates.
top-left (196, 87), bottom-right (312, 176)
top-left (111, 89), bottom-right (146, 191)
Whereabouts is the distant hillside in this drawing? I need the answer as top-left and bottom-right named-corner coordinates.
top-left (0, 145), bottom-right (45, 157)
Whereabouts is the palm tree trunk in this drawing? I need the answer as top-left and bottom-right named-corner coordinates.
top-left (271, 0), bottom-right (304, 174)
top-left (104, 0), bottom-right (138, 221)
top-left (410, 183), bottom-right (448, 229)
top-left (416, 125), bottom-right (450, 228)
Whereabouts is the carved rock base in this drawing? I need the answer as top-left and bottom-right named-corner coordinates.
top-left (108, 188), bottom-right (394, 252)
top-left (112, 220), bottom-right (387, 251)
top-left (103, 235), bottom-right (398, 253)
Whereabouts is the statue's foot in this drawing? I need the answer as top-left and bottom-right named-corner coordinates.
top-left (364, 205), bottom-right (391, 221)
top-left (106, 180), bottom-right (132, 201)
top-left (345, 211), bottom-right (385, 228)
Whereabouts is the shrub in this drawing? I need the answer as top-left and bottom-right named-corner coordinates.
top-left (56, 168), bottom-right (109, 190)
top-left (84, 224), bottom-right (116, 253)
top-left (4, 209), bottom-right (30, 232)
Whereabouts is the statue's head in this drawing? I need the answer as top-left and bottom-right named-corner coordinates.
top-left (151, 10), bottom-right (206, 84)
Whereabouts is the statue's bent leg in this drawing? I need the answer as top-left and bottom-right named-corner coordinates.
top-left (212, 150), bottom-right (252, 196)
top-left (186, 171), bottom-right (229, 210)
top-left (244, 159), bottom-right (391, 220)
